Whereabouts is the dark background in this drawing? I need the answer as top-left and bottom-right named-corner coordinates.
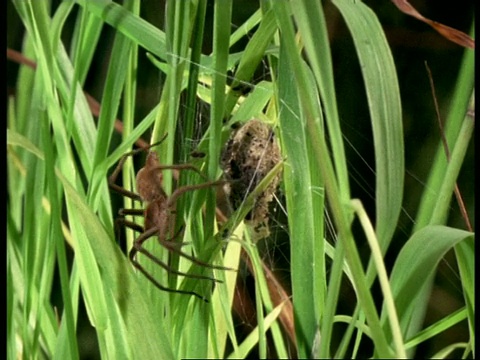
top-left (7, 0), bottom-right (474, 358)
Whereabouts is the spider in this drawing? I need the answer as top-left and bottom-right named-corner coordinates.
top-left (108, 136), bottom-right (232, 301)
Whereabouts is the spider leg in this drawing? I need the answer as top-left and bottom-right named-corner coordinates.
top-left (120, 208), bottom-right (144, 217)
top-left (150, 164), bottom-right (210, 181)
top-left (168, 180), bottom-right (230, 206)
top-left (114, 208), bottom-right (145, 237)
top-left (129, 227), bottom-right (224, 282)
top-left (163, 180), bottom-right (236, 271)
top-left (113, 218), bottom-right (143, 253)
top-left (116, 218), bottom-right (144, 234)
top-left (108, 153), bottom-right (142, 201)
top-left (129, 257), bottom-right (209, 302)
top-left (164, 226), bottom-right (195, 249)
top-left (160, 238), bottom-right (236, 272)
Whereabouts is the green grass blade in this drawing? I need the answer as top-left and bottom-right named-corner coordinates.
top-left (223, 7), bottom-right (277, 116)
top-left (229, 80), bottom-right (274, 124)
top-left (276, 48), bottom-right (319, 358)
top-left (210, 226), bottom-right (243, 357)
top-left (351, 199), bottom-right (406, 358)
top-left (290, 2), bottom-right (352, 356)
top-left (229, 9), bottom-right (262, 47)
top-left (120, 0), bottom-right (140, 269)
top-left (291, 0), bottom-right (350, 197)
top-left (69, 7), bottom-right (104, 84)
top-left (182, 0), bottom-right (207, 160)
top-left (227, 301), bottom-right (285, 359)
top-left (205, 0), bottom-right (232, 246)
top-left (55, 43), bottom-right (97, 175)
top-left (53, 265), bottom-right (80, 360)
top-left (41, 104), bottom-right (80, 359)
top-left (454, 237), bottom-right (475, 354)
top-left (331, 0), bottom-right (404, 251)
top-left (88, 30), bottom-right (132, 203)
top-left (404, 307), bottom-right (468, 350)
top-left (383, 225), bottom-right (473, 344)
top-left (244, 235), bottom-right (289, 358)
top-left (7, 210), bottom-right (21, 360)
top-left (75, 0), bottom-right (167, 59)
top-left (431, 342), bottom-right (470, 359)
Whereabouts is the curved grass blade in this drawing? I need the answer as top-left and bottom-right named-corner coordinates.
top-left (331, 0), bottom-right (404, 252)
top-left (382, 225), bottom-right (473, 345)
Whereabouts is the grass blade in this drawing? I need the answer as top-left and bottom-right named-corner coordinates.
top-left (383, 225), bottom-right (473, 344)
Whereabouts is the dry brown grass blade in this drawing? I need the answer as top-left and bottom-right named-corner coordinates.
top-left (391, 0), bottom-right (475, 49)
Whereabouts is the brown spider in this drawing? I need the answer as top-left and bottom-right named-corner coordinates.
top-left (108, 137), bottom-right (232, 301)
